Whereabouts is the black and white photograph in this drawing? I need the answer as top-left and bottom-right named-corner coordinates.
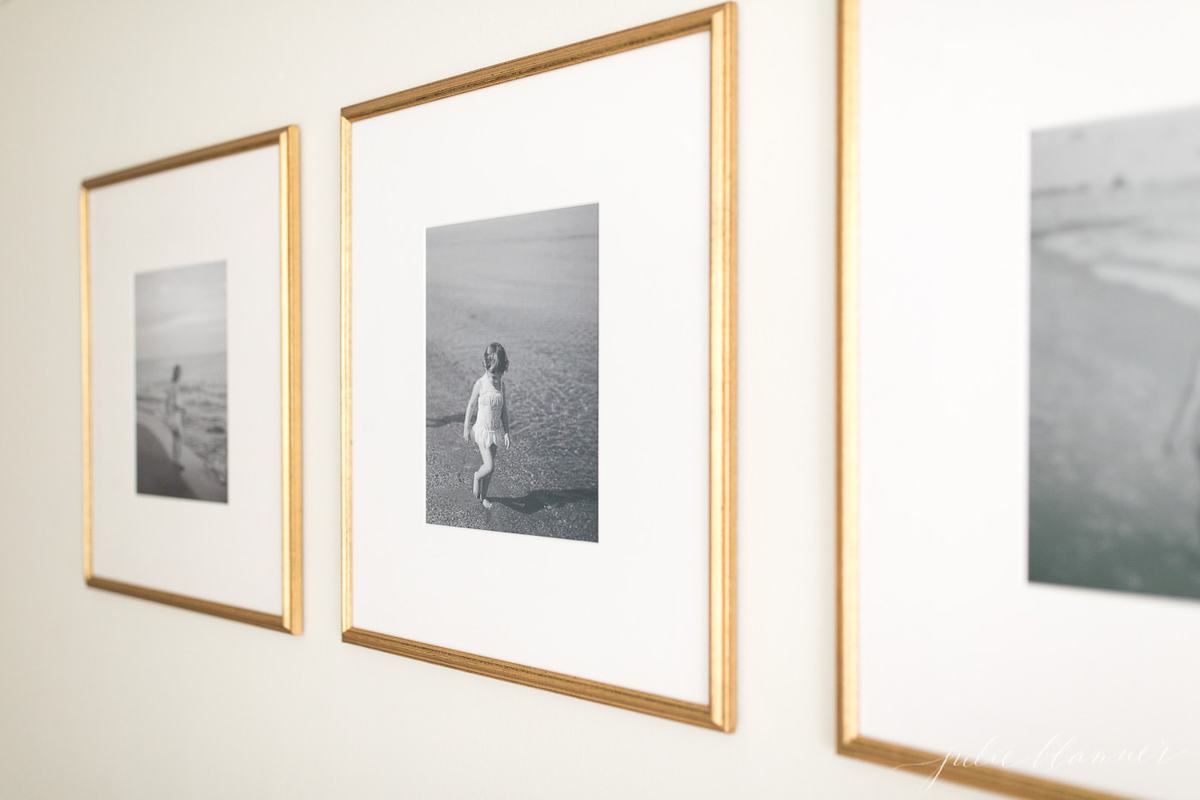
top-left (135, 261), bottom-right (229, 503)
top-left (1029, 104), bottom-right (1200, 601)
top-left (425, 204), bottom-right (599, 541)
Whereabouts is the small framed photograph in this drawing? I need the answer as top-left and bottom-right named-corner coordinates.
top-left (839, 0), bottom-right (1200, 797)
top-left (342, 5), bottom-right (736, 728)
top-left (82, 127), bottom-right (302, 632)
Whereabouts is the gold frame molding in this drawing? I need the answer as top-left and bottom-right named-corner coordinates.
top-left (340, 4), bottom-right (736, 730)
top-left (837, 1), bottom-right (1129, 797)
top-left (81, 126), bottom-right (303, 634)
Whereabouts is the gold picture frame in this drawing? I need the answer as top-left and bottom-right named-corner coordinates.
top-left (837, 1), bottom-right (1129, 797)
top-left (81, 126), bottom-right (303, 634)
top-left (340, 4), bottom-right (736, 730)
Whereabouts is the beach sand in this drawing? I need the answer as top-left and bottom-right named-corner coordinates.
top-left (1029, 249), bottom-right (1200, 600)
top-left (424, 413), bottom-right (598, 540)
top-left (136, 411), bottom-right (227, 503)
top-left (425, 205), bottom-right (599, 541)
top-left (136, 352), bottom-right (228, 485)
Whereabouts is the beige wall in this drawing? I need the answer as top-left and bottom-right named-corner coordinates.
top-left (0, 1), bottom-right (980, 797)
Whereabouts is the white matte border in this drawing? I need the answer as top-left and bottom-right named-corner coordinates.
top-left (856, 1), bottom-right (1200, 797)
top-left (350, 33), bottom-right (712, 702)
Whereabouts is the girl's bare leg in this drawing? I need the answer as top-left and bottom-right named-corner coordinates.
top-left (172, 432), bottom-right (182, 465)
top-left (475, 441), bottom-right (494, 506)
top-left (472, 443), bottom-right (481, 498)
top-left (480, 445), bottom-right (498, 507)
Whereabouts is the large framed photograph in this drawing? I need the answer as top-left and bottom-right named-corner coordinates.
top-left (839, 1), bottom-right (1200, 797)
top-left (82, 127), bottom-right (302, 632)
top-left (342, 5), bottom-right (736, 728)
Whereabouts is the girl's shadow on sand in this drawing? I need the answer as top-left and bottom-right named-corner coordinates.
top-left (494, 488), bottom-right (597, 515)
top-left (428, 410), bottom-right (595, 518)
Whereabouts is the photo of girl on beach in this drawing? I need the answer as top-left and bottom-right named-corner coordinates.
top-left (426, 204), bottom-right (599, 541)
top-left (134, 261), bottom-right (228, 503)
top-left (1029, 104), bottom-right (1200, 601)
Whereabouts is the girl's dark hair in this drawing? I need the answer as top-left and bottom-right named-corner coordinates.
top-left (171, 364), bottom-right (182, 382)
top-left (483, 342), bottom-right (509, 375)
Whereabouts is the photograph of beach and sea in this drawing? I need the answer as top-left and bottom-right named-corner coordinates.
top-left (134, 261), bottom-right (229, 503)
top-left (1030, 104), bottom-right (1200, 601)
top-left (426, 204), bottom-right (598, 541)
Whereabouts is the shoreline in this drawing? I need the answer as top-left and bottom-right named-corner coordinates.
top-left (136, 410), bottom-right (227, 503)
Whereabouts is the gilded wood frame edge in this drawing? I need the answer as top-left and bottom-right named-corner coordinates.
top-left (342, 627), bottom-right (715, 726)
top-left (836, 1), bottom-right (1131, 796)
top-left (81, 125), bottom-right (303, 635)
top-left (340, 4), bottom-right (736, 731)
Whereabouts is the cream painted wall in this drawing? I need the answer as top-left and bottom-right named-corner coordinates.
top-left (0, 1), bottom-right (981, 797)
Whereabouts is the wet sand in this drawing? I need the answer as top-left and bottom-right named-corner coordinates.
top-left (1029, 249), bottom-right (1200, 600)
top-left (424, 411), bottom-right (598, 540)
top-left (136, 411), bottom-right (227, 503)
top-left (137, 424), bottom-right (197, 500)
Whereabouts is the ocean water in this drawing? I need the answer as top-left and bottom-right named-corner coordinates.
top-left (1030, 180), bottom-right (1200, 599)
top-left (1033, 181), bottom-right (1200, 320)
top-left (136, 352), bottom-right (228, 485)
top-left (425, 204), bottom-right (599, 537)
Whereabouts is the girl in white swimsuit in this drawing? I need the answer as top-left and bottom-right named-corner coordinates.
top-left (463, 342), bottom-right (511, 508)
top-left (165, 364), bottom-right (185, 466)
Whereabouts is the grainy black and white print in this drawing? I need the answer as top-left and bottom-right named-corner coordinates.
top-left (425, 204), bottom-right (599, 541)
top-left (135, 261), bottom-right (229, 503)
top-left (1030, 105), bottom-right (1200, 600)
